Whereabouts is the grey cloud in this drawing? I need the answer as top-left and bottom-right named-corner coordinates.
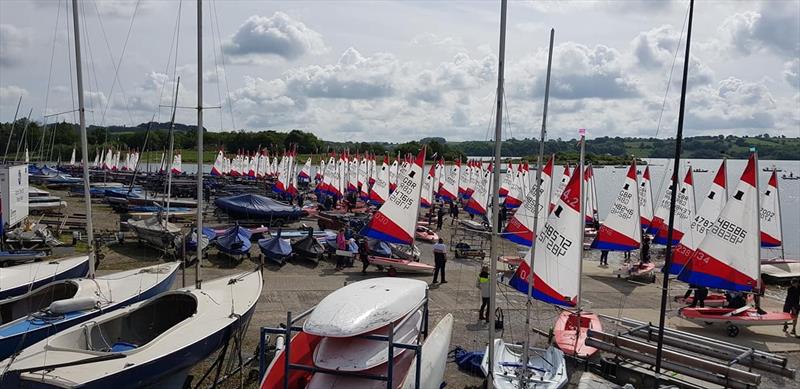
top-left (222, 12), bottom-right (325, 61)
top-left (785, 59), bottom-right (799, 89)
top-left (721, 3), bottom-right (800, 58)
top-left (0, 24), bottom-right (28, 67)
top-left (632, 25), bottom-right (680, 68)
top-left (685, 77), bottom-right (777, 130)
top-left (284, 48), bottom-right (397, 100)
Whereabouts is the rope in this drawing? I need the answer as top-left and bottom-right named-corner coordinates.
top-left (211, 0), bottom-right (236, 130)
top-left (653, 4), bottom-right (690, 139)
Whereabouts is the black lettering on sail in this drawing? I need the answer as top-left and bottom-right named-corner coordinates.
top-left (554, 205), bottom-right (563, 218)
top-left (765, 190), bottom-right (771, 196)
top-left (708, 191), bottom-right (715, 200)
top-left (734, 190), bottom-right (744, 201)
top-left (623, 183), bottom-right (629, 190)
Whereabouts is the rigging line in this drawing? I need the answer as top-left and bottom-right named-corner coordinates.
top-left (65, 0), bottom-right (77, 126)
top-left (502, 88), bottom-right (512, 141)
top-left (211, 0), bottom-right (236, 130)
top-left (207, 0), bottom-right (225, 131)
top-left (170, 0), bottom-right (183, 111)
top-left (654, 4), bottom-right (690, 139)
top-left (93, 0), bottom-right (140, 127)
top-left (156, 0), bottom-right (183, 123)
top-left (41, 0), bottom-right (62, 141)
top-left (80, 0), bottom-right (99, 126)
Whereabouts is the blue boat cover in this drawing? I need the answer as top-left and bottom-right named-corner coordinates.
top-left (367, 239), bottom-right (392, 257)
top-left (258, 237), bottom-right (292, 259)
top-left (129, 206), bottom-right (191, 213)
top-left (214, 194), bottom-right (306, 220)
top-left (214, 225), bottom-right (252, 255)
top-left (186, 227), bottom-right (218, 251)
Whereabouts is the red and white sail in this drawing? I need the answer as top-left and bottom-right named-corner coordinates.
top-left (639, 166), bottom-right (654, 229)
top-left (499, 162), bottom-right (513, 198)
top-left (648, 171), bottom-right (675, 236)
top-left (464, 164), bottom-right (491, 216)
top-left (388, 158), bottom-right (399, 193)
top-left (679, 154), bottom-right (760, 291)
top-left (503, 155), bottom-right (554, 247)
top-left (591, 161), bottom-right (641, 251)
top-left (361, 148), bottom-right (426, 244)
top-left (171, 152), bottom-right (182, 174)
top-left (510, 157), bottom-right (584, 306)
top-left (504, 163), bottom-right (524, 209)
top-left (669, 160), bottom-right (728, 274)
top-left (458, 160), bottom-right (469, 197)
top-left (439, 160), bottom-right (460, 202)
top-left (211, 150), bottom-right (224, 176)
top-left (550, 163), bottom-right (571, 212)
top-left (420, 164), bottom-right (436, 208)
top-left (760, 170), bottom-right (782, 248)
top-left (299, 157), bottom-right (312, 180)
top-left (584, 165), bottom-right (599, 225)
top-left (654, 169), bottom-right (695, 245)
top-left (368, 156), bottom-right (390, 205)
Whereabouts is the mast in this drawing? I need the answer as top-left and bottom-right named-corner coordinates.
top-left (165, 78), bottom-right (180, 226)
top-left (521, 27), bottom-right (554, 385)
top-left (14, 109), bottom-right (33, 163)
top-left (486, 0), bottom-right (507, 386)
top-left (71, 0), bottom-right (95, 277)
top-left (2, 96), bottom-right (21, 164)
top-left (654, 0), bottom-right (694, 380)
top-left (776, 167), bottom-right (784, 261)
top-left (196, 0), bottom-right (204, 289)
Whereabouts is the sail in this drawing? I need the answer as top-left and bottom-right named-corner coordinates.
top-left (368, 156), bottom-right (390, 205)
top-left (458, 160), bottom-right (469, 198)
top-left (69, 148), bottom-right (76, 165)
top-left (357, 156), bottom-right (368, 188)
top-left (591, 161), bottom-right (641, 251)
top-left (649, 170), bottom-right (675, 237)
top-left (347, 156), bottom-right (358, 192)
top-left (499, 162), bottom-right (513, 197)
top-left (504, 163), bottom-right (524, 209)
top-left (388, 158), bottom-right (399, 193)
top-left (669, 160), bottom-right (727, 274)
top-left (171, 152), bottom-right (182, 174)
top-left (420, 164), bottom-right (436, 208)
top-left (678, 154), bottom-right (760, 291)
top-left (509, 162), bottom-right (583, 307)
top-left (464, 164), bottom-right (491, 216)
top-left (211, 151), bottom-right (224, 176)
top-left (439, 160), bottom-right (460, 202)
top-left (639, 166), bottom-right (654, 229)
top-left (299, 157), bottom-right (312, 180)
top-left (503, 155), bottom-right (554, 246)
top-left (760, 170), bottom-right (782, 248)
top-left (654, 169), bottom-right (695, 245)
top-left (361, 148), bottom-right (426, 244)
top-left (550, 163), bottom-right (571, 212)
top-left (584, 165), bottom-right (598, 225)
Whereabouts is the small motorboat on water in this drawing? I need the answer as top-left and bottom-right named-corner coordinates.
top-left (481, 340), bottom-right (568, 389)
top-left (0, 262), bottom-right (180, 360)
top-left (213, 224), bottom-right (252, 257)
top-left (0, 270), bottom-right (262, 388)
top-left (0, 256), bottom-right (89, 300)
top-left (258, 233), bottom-right (293, 265)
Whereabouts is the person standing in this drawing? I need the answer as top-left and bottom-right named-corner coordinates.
top-left (782, 278), bottom-right (799, 336)
top-left (498, 205), bottom-right (507, 233)
top-left (450, 201), bottom-right (459, 225)
top-left (432, 238), bottom-right (447, 284)
top-left (640, 234), bottom-right (651, 263)
top-left (688, 285), bottom-right (708, 308)
top-left (335, 228), bottom-right (346, 270)
top-left (477, 265), bottom-right (490, 322)
top-left (436, 205), bottom-right (445, 231)
top-left (359, 238), bottom-right (370, 274)
top-left (754, 276), bottom-right (767, 315)
top-left (599, 250), bottom-right (609, 267)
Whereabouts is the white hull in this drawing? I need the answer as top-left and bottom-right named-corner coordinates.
top-left (481, 339), bottom-right (568, 389)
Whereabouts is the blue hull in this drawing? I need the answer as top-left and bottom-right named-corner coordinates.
top-left (3, 300), bottom-right (257, 389)
top-left (0, 260), bottom-right (90, 301)
top-left (0, 269), bottom-right (177, 360)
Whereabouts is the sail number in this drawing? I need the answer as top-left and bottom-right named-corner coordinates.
top-left (709, 217), bottom-right (746, 245)
top-left (610, 191), bottom-right (633, 219)
top-left (538, 224), bottom-right (573, 257)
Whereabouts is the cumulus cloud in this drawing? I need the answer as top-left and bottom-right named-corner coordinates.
top-left (720, 2), bottom-right (800, 58)
top-left (632, 25), bottom-right (681, 69)
top-left (0, 24), bottom-right (28, 67)
top-left (0, 85), bottom-right (28, 101)
top-left (511, 42), bottom-right (641, 100)
top-left (284, 48), bottom-right (397, 100)
top-left (686, 77), bottom-right (777, 131)
top-left (785, 59), bottom-right (799, 89)
top-left (222, 12), bottom-right (326, 62)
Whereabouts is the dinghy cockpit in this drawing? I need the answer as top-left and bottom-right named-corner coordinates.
top-left (0, 281), bottom-right (78, 324)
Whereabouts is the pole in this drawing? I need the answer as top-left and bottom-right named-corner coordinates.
top-left (2, 96), bottom-right (22, 164)
top-left (71, 0), bottom-right (95, 277)
top-left (654, 0), bottom-right (694, 381)
top-left (486, 1), bottom-right (507, 387)
top-left (14, 108), bottom-right (33, 163)
top-left (774, 167), bottom-right (784, 261)
top-left (573, 129), bottom-right (586, 358)
top-left (196, 0), bottom-right (204, 289)
top-left (521, 28), bottom-right (554, 386)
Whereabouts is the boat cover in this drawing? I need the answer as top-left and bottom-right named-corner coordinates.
top-left (214, 225), bottom-right (252, 255)
top-left (368, 239), bottom-right (392, 257)
top-left (215, 194), bottom-right (307, 220)
top-left (258, 237), bottom-right (292, 263)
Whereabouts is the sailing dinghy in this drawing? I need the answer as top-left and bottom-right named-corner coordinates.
top-left (677, 154), bottom-right (793, 336)
top-left (0, 256), bottom-right (89, 300)
top-left (481, 339), bottom-right (568, 389)
top-left (0, 270), bottom-right (262, 388)
top-left (0, 262), bottom-right (179, 360)
top-left (758, 170), bottom-right (800, 280)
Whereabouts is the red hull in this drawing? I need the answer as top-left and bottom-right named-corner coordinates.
top-left (260, 332), bottom-right (322, 389)
top-left (553, 311), bottom-right (602, 358)
top-left (679, 307), bottom-right (792, 325)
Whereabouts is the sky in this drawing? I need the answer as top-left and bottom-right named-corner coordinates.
top-left (0, 0), bottom-right (798, 143)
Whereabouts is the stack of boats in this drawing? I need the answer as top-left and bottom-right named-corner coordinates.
top-left (260, 278), bottom-right (453, 389)
top-left (28, 187), bottom-right (66, 212)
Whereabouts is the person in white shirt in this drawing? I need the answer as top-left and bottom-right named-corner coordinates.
top-left (431, 238), bottom-right (447, 284)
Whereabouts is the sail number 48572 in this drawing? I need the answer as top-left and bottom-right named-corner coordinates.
top-left (538, 224), bottom-right (573, 257)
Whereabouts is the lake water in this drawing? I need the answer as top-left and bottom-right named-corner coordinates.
top-left (133, 158), bottom-right (800, 258)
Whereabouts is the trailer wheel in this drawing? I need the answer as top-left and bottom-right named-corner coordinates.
top-left (726, 324), bottom-right (739, 337)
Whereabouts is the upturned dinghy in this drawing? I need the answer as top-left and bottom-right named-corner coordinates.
top-left (0, 262), bottom-right (179, 360)
top-left (214, 224), bottom-right (252, 257)
top-left (127, 216), bottom-right (181, 250)
top-left (0, 256), bottom-right (89, 300)
top-left (304, 278), bottom-right (427, 337)
top-left (291, 229), bottom-right (326, 263)
top-left (481, 340), bottom-right (568, 389)
top-left (258, 234), bottom-right (293, 265)
top-left (0, 270), bottom-right (262, 388)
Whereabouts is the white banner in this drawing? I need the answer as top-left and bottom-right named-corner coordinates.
top-left (1, 164), bottom-right (29, 228)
